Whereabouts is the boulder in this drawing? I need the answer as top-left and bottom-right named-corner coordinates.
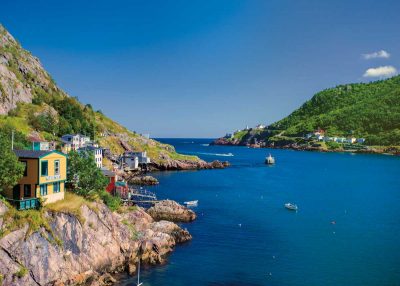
top-left (128, 175), bottom-right (159, 186)
top-left (147, 200), bottom-right (196, 222)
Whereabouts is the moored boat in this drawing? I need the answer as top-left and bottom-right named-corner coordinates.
top-left (285, 203), bottom-right (298, 211)
top-left (265, 154), bottom-right (275, 165)
top-left (184, 200), bottom-right (198, 207)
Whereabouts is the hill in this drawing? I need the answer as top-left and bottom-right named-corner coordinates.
top-left (0, 24), bottom-right (223, 169)
top-left (214, 75), bottom-right (400, 149)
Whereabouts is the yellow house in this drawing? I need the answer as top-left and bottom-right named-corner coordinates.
top-left (6, 150), bottom-right (67, 210)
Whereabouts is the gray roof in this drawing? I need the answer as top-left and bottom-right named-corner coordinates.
top-left (60, 139), bottom-right (72, 144)
top-left (101, 168), bottom-right (115, 177)
top-left (78, 146), bottom-right (96, 151)
top-left (13, 150), bottom-right (52, 159)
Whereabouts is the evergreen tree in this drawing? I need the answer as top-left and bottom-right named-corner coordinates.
top-left (0, 132), bottom-right (24, 195)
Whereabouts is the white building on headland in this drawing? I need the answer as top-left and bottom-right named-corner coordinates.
top-left (256, 124), bottom-right (266, 129)
top-left (121, 151), bottom-right (151, 170)
top-left (78, 145), bottom-right (103, 168)
top-left (346, 137), bottom-right (357, 144)
top-left (357, 138), bottom-right (366, 144)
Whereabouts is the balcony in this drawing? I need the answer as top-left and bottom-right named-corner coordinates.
top-left (7, 198), bottom-right (39, 210)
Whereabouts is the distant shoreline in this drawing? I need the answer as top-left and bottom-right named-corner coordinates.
top-left (210, 140), bottom-right (400, 156)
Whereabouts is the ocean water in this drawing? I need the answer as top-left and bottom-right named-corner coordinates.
top-left (117, 138), bottom-right (400, 286)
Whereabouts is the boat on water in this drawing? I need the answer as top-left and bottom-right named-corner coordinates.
top-left (184, 200), bottom-right (198, 207)
top-left (136, 258), bottom-right (143, 286)
top-left (285, 203), bottom-right (298, 211)
top-left (265, 154), bottom-right (275, 165)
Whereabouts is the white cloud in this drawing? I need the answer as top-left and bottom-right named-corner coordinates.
top-left (362, 50), bottom-right (390, 60)
top-left (363, 66), bottom-right (397, 78)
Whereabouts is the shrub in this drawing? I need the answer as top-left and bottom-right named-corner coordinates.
top-left (14, 266), bottom-right (27, 278)
top-left (100, 191), bottom-right (121, 212)
top-left (326, 141), bottom-right (341, 150)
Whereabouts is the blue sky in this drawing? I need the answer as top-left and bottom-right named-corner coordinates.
top-left (2, 0), bottom-right (400, 137)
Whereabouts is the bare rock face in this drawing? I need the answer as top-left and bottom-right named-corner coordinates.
top-left (147, 200), bottom-right (197, 222)
top-left (0, 199), bottom-right (192, 286)
top-left (150, 220), bottom-right (192, 243)
top-left (127, 175), bottom-right (159, 186)
top-left (151, 158), bottom-right (230, 171)
top-left (211, 138), bottom-right (241, 146)
top-left (0, 24), bottom-right (63, 114)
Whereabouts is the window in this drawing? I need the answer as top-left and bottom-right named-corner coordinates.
top-left (21, 161), bottom-right (28, 176)
top-left (23, 184), bottom-right (31, 197)
top-left (41, 161), bottom-right (48, 176)
top-left (13, 185), bottom-right (20, 200)
top-left (53, 182), bottom-right (60, 193)
top-left (54, 160), bottom-right (60, 175)
top-left (40, 184), bottom-right (48, 196)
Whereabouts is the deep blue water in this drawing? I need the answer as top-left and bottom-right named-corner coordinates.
top-left (118, 139), bottom-right (400, 286)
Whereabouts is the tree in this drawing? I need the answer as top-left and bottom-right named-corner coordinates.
top-left (0, 132), bottom-right (24, 195)
top-left (67, 151), bottom-right (120, 210)
top-left (67, 151), bottom-right (108, 198)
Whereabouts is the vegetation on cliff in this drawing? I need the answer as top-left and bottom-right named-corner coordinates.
top-left (0, 131), bottom-right (24, 193)
top-left (225, 76), bottom-right (400, 146)
top-left (0, 23), bottom-right (200, 165)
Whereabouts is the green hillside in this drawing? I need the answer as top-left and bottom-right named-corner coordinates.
top-left (0, 24), bottom-right (199, 164)
top-left (271, 75), bottom-right (400, 145)
top-left (223, 76), bottom-right (400, 146)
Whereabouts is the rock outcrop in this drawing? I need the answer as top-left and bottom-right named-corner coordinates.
top-left (0, 24), bottom-right (63, 114)
top-left (0, 200), bottom-right (191, 286)
top-left (126, 175), bottom-right (159, 186)
top-left (151, 159), bottom-right (230, 171)
top-left (147, 200), bottom-right (197, 223)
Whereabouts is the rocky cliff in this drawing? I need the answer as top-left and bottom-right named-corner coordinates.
top-left (0, 25), bottom-right (60, 115)
top-left (0, 23), bottom-right (230, 170)
top-left (0, 199), bottom-right (192, 286)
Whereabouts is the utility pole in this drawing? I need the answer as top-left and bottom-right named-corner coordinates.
top-left (11, 130), bottom-right (14, 150)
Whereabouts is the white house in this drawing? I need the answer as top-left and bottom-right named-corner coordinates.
top-left (346, 137), bottom-right (357, 144)
top-left (256, 124), bottom-right (266, 129)
top-left (79, 135), bottom-right (91, 147)
top-left (61, 134), bottom-right (91, 151)
top-left (121, 155), bottom-right (139, 170)
top-left (317, 135), bottom-right (324, 141)
top-left (357, 138), bottom-right (366, 144)
top-left (78, 145), bottom-right (103, 168)
top-left (121, 151), bottom-right (151, 170)
top-left (133, 151), bottom-right (151, 164)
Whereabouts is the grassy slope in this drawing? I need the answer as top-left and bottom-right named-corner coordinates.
top-left (230, 76), bottom-right (400, 146)
top-left (0, 24), bottom-right (199, 164)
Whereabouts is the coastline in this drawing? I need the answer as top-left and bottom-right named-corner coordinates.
top-left (0, 196), bottom-right (195, 286)
top-left (211, 139), bottom-right (400, 156)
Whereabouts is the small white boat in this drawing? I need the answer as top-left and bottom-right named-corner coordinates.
top-left (136, 258), bottom-right (143, 286)
top-left (285, 203), bottom-right (298, 211)
top-left (265, 154), bottom-right (275, 165)
top-left (184, 200), bottom-right (198, 207)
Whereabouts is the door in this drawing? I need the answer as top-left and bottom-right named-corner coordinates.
top-left (13, 185), bottom-right (20, 200)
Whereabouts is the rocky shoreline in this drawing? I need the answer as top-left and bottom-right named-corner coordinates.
top-left (211, 138), bottom-right (400, 156)
top-left (0, 199), bottom-right (195, 286)
top-left (150, 159), bottom-right (230, 171)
